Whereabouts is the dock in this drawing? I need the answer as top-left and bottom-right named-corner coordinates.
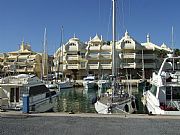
top-left (1, 111), bottom-right (180, 135)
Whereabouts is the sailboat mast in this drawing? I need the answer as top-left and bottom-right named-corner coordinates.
top-left (61, 26), bottom-right (64, 80)
top-left (142, 49), bottom-right (145, 80)
top-left (43, 28), bottom-right (48, 80)
top-left (112, 0), bottom-right (116, 100)
top-left (57, 26), bottom-right (63, 73)
top-left (112, 0), bottom-right (116, 77)
top-left (172, 26), bottom-right (174, 56)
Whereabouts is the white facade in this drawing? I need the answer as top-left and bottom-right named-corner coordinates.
top-left (54, 32), bottom-right (172, 80)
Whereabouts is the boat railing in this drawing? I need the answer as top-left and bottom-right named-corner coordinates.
top-left (0, 77), bottom-right (28, 84)
top-left (160, 70), bottom-right (180, 86)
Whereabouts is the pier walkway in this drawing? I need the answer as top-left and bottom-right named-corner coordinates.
top-left (1, 111), bottom-right (180, 135)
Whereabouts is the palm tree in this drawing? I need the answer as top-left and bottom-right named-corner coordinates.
top-left (174, 49), bottom-right (180, 56)
top-left (154, 49), bottom-right (168, 58)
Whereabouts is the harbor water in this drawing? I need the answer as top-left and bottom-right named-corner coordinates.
top-left (56, 87), bottom-right (97, 113)
top-left (55, 86), bottom-right (146, 114)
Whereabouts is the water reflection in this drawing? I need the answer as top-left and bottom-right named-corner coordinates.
top-left (57, 87), bottom-right (96, 113)
top-left (56, 86), bottom-right (146, 114)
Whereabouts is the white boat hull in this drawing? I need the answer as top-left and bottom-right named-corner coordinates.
top-left (95, 101), bottom-right (109, 114)
top-left (95, 98), bottom-right (136, 114)
top-left (58, 81), bottom-right (73, 89)
top-left (143, 91), bottom-right (180, 115)
top-left (29, 93), bottom-right (59, 113)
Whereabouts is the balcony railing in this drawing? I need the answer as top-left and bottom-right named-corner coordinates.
top-left (144, 63), bottom-right (156, 68)
top-left (100, 54), bottom-right (111, 59)
top-left (122, 63), bottom-right (135, 68)
top-left (86, 55), bottom-right (99, 60)
top-left (66, 46), bottom-right (78, 51)
top-left (101, 46), bottom-right (111, 51)
top-left (121, 53), bottom-right (135, 59)
top-left (100, 64), bottom-right (111, 69)
top-left (135, 62), bottom-right (156, 68)
top-left (88, 64), bottom-right (99, 69)
top-left (66, 56), bottom-right (79, 60)
top-left (135, 54), bottom-right (156, 59)
top-left (66, 64), bottom-right (79, 69)
top-left (88, 46), bottom-right (101, 51)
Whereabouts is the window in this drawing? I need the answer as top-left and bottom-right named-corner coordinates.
top-left (10, 88), bottom-right (15, 102)
top-left (166, 86), bottom-right (180, 100)
top-left (125, 40), bottom-right (131, 44)
top-left (16, 88), bottom-right (19, 102)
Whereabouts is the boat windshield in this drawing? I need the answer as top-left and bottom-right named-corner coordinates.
top-left (150, 85), bottom-right (157, 96)
top-left (84, 78), bottom-right (94, 81)
top-left (163, 58), bottom-right (180, 72)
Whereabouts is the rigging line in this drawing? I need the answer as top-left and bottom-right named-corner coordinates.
top-left (98, 0), bottom-right (101, 27)
top-left (120, 0), bottom-right (125, 31)
top-left (171, 26), bottom-right (174, 55)
top-left (106, 2), bottom-right (112, 41)
top-left (116, 0), bottom-right (125, 39)
top-left (128, 0), bottom-right (131, 17)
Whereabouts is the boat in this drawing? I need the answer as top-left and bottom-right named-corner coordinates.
top-left (142, 56), bottom-right (180, 115)
top-left (55, 27), bottom-right (74, 90)
top-left (97, 75), bottom-right (111, 94)
top-left (0, 74), bottom-right (60, 112)
top-left (57, 79), bottom-right (74, 89)
top-left (83, 75), bottom-right (97, 89)
top-left (46, 82), bottom-right (60, 91)
top-left (94, 0), bottom-right (136, 114)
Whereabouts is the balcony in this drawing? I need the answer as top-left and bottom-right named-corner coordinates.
top-left (66, 55), bottom-right (79, 61)
top-left (144, 63), bottom-right (156, 68)
top-left (86, 54), bottom-right (99, 60)
top-left (16, 68), bottom-right (26, 72)
top-left (88, 64), bottom-right (99, 69)
top-left (26, 68), bottom-right (34, 72)
top-left (143, 54), bottom-right (156, 59)
top-left (121, 53), bottom-right (135, 59)
top-left (100, 54), bottom-right (111, 60)
top-left (88, 46), bottom-right (101, 51)
top-left (16, 61), bottom-right (27, 65)
top-left (122, 63), bottom-right (135, 68)
top-left (135, 63), bottom-right (156, 68)
top-left (66, 64), bottom-right (79, 69)
top-left (101, 45), bottom-right (111, 51)
top-left (66, 46), bottom-right (78, 52)
top-left (100, 64), bottom-right (111, 69)
top-left (135, 54), bottom-right (156, 59)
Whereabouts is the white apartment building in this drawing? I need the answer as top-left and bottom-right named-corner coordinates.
top-left (54, 31), bottom-right (172, 80)
top-left (0, 42), bottom-right (49, 78)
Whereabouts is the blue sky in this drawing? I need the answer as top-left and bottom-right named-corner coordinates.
top-left (0, 0), bottom-right (180, 54)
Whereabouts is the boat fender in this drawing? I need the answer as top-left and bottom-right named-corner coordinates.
top-left (108, 106), bottom-right (112, 113)
top-left (131, 101), bottom-right (136, 109)
top-left (124, 104), bottom-right (129, 112)
top-left (91, 96), bottom-right (98, 104)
